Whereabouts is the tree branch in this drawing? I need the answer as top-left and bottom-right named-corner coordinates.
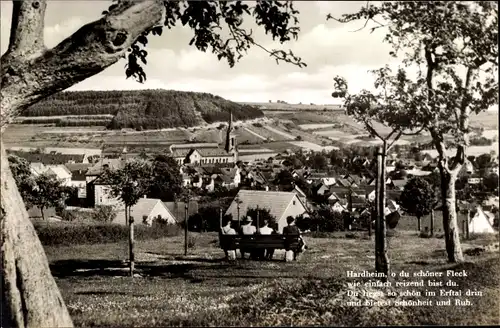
top-left (451, 66), bottom-right (474, 171)
top-left (400, 126), bottom-right (426, 136)
top-left (363, 121), bottom-right (383, 141)
top-left (4, 0), bottom-right (47, 61)
top-left (1, 0), bottom-right (165, 132)
top-left (386, 130), bottom-right (402, 152)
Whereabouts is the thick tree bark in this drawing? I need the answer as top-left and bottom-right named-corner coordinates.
top-left (1, 142), bottom-right (73, 328)
top-left (1, 0), bottom-right (165, 326)
top-left (438, 164), bottom-right (464, 262)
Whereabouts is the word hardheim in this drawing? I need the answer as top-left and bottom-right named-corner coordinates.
top-left (440, 289), bottom-right (462, 297)
top-left (346, 271), bottom-right (387, 278)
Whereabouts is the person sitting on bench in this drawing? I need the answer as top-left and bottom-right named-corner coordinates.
top-left (283, 216), bottom-right (300, 260)
top-left (221, 218), bottom-right (237, 235)
top-left (240, 216), bottom-right (256, 259)
top-left (221, 218), bottom-right (237, 260)
top-left (258, 219), bottom-right (275, 260)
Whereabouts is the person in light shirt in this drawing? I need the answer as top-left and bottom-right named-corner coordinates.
top-left (258, 219), bottom-right (275, 260)
top-left (220, 218), bottom-right (237, 260)
top-left (240, 216), bottom-right (256, 259)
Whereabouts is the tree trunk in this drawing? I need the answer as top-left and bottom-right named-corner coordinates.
top-left (375, 146), bottom-right (389, 280)
top-left (40, 206), bottom-right (45, 221)
top-left (1, 141), bottom-right (73, 327)
top-left (439, 166), bottom-right (464, 263)
top-left (417, 216), bottom-right (421, 232)
top-left (430, 209), bottom-right (434, 236)
top-left (128, 207), bottom-right (134, 277)
top-left (1, 0), bottom-right (165, 325)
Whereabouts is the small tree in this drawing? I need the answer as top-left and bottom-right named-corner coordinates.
top-left (399, 177), bottom-right (437, 232)
top-left (147, 154), bottom-right (182, 201)
top-left (31, 174), bottom-right (69, 220)
top-left (100, 160), bottom-right (152, 276)
top-left (8, 155), bottom-right (37, 206)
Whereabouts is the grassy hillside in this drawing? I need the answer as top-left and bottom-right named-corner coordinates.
top-left (23, 90), bottom-right (264, 129)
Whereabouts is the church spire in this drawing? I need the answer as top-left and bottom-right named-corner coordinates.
top-left (224, 109), bottom-right (234, 153)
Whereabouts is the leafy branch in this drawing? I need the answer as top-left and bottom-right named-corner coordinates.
top-left (111, 0), bottom-right (307, 83)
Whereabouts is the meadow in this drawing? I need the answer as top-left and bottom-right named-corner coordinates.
top-left (42, 221), bottom-right (499, 327)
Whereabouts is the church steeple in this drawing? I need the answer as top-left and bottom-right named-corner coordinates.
top-left (224, 110), bottom-right (236, 153)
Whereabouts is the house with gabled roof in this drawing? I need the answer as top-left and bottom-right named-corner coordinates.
top-left (85, 158), bottom-right (126, 207)
top-left (164, 200), bottom-right (199, 223)
top-left (115, 197), bottom-right (177, 226)
top-left (467, 206), bottom-right (496, 234)
top-left (65, 163), bottom-right (92, 199)
top-left (225, 190), bottom-right (309, 233)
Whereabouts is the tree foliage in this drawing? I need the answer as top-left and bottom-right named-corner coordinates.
top-left (330, 1), bottom-right (498, 169)
top-left (329, 1), bottom-right (498, 263)
top-left (31, 174), bottom-right (70, 220)
top-left (399, 177), bottom-right (437, 219)
top-left (99, 160), bottom-right (153, 208)
top-left (24, 90), bottom-right (264, 130)
top-left (7, 155), bottom-right (36, 206)
top-left (107, 0), bottom-right (307, 83)
top-left (147, 154), bottom-right (182, 202)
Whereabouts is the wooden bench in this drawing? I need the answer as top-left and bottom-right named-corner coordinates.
top-left (219, 234), bottom-right (301, 252)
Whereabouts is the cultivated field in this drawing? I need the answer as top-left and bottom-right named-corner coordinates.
top-left (45, 229), bottom-right (499, 327)
top-left (421, 142), bottom-right (499, 158)
top-left (3, 109), bottom-right (497, 157)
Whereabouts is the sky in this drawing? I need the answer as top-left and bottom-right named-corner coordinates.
top-left (0, 1), bottom-right (496, 108)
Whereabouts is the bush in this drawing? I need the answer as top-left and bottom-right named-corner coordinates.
top-left (91, 205), bottom-right (116, 223)
top-left (33, 221), bottom-right (181, 246)
top-left (59, 208), bottom-right (78, 221)
top-left (252, 122), bottom-right (263, 128)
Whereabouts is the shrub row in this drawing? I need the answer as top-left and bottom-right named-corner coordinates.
top-left (34, 221), bottom-right (181, 246)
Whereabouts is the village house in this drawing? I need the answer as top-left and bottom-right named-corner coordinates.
top-left (85, 158), bottom-right (125, 207)
top-left (29, 162), bottom-right (72, 186)
top-left (467, 206), bottom-right (496, 234)
top-left (130, 197), bottom-right (177, 226)
top-left (225, 190), bottom-right (309, 233)
top-left (164, 200), bottom-right (199, 223)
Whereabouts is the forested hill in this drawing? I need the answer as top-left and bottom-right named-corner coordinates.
top-left (23, 90), bottom-right (264, 129)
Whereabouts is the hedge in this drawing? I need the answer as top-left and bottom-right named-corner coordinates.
top-left (33, 220), bottom-right (181, 246)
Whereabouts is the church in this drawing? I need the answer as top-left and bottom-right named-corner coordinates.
top-left (170, 111), bottom-right (239, 166)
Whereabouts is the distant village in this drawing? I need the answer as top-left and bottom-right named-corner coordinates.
top-left (7, 117), bottom-right (499, 233)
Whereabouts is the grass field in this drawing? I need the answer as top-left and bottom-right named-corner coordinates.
top-left (45, 227), bottom-right (499, 327)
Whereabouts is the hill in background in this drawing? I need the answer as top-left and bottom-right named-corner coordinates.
top-left (23, 90), bottom-right (264, 130)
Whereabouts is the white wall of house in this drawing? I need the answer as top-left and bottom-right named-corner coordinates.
top-left (143, 202), bottom-right (177, 226)
top-left (68, 180), bottom-right (87, 198)
top-left (277, 196), bottom-right (307, 233)
top-left (233, 168), bottom-right (241, 187)
top-left (332, 202), bottom-right (346, 213)
top-left (187, 150), bottom-right (202, 164)
top-left (206, 179), bottom-right (215, 192)
top-left (95, 185), bottom-right (121, 207)
top-left (469, 209), bottom-right (495, 234)
top-left (316, 184), bottom-right (329, 195)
